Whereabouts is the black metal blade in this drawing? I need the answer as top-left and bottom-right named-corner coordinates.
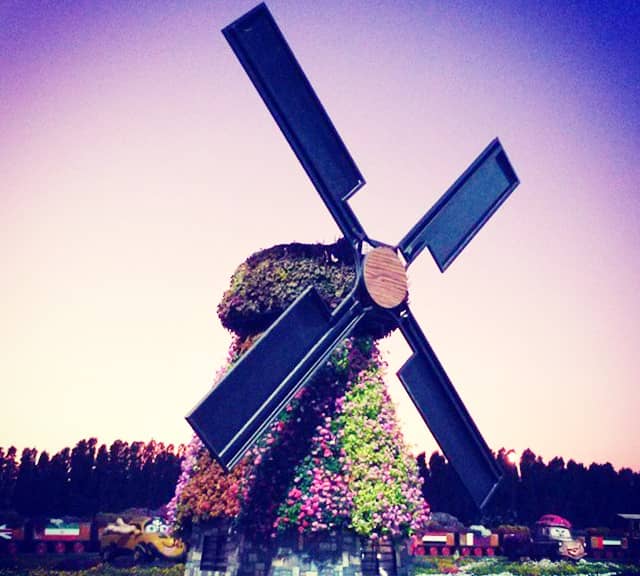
top-left (187, 286), bottom-right (366, 469)
top-left (398, 138), bottom-right (519, 270)
top-left (223, 4), bottom-right (366, 243)
top-left (395, 306), bottom-right (502, 509)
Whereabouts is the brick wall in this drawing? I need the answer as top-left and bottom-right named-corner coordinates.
top-left (184, 523), bottom-right (410, 576)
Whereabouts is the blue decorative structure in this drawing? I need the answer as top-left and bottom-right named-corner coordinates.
top-left (188, 2), bottom-right (520, 510)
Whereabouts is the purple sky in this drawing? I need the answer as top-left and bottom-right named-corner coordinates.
top-left (2, 1), bottom-right (639, 471)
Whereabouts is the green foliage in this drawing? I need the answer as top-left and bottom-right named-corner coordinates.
top-left (0, 563), bottom-right (185, 576)
top-left (338, 344), bottom-right (428, 538)
top-left (217, 241), bottom-right (356, 338)
top-left (409, 557), bottom-right (640, 576)
top-left (173, 242), bottom-right (429, 539)
top-left (172, 338), bottom-right (429, 539)
top-left (272, 340), bottom-right (429, 538)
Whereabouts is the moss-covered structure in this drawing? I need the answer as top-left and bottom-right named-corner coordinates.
top-left (169, 241), bottom-right (429, 545)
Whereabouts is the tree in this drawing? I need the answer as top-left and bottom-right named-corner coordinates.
top-left (33, 451), bottom-right (52, 515)
top-left (69, 438), bottom-right (97, 515)
top-left (150, 443), bottom-right (182, 510)
top-left (126, 441), bottom-right (145, 509)
top-left (13, 448), bottom-right (38, 515)
top-left (49, 448), bottom-right (71, 515)
top-left (0, 447), bottom-right (18, 511)
top-left (487, 448), bottom-right (519, 524)
top-left (105, 440), bottom-right (129, 511)
top-left (587, 462), bottom-right (617, 526)
top-left (418, 451), bottom-right (474, 523)
top-left (93, 443), bottom-right (110, 512)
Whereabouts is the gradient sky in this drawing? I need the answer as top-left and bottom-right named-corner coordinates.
top-left (2, 1), bottom-right (639, 471)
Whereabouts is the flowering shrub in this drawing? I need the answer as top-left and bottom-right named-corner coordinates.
top-left (168, 444), bottom-right (246, 527)
top-left (274, 391), bottom-right (353, 534)
top-left (217, 241), bottom-right (356, 339)
top-left (339, 346), bottom-right (430, 538)
top-left (170, 242), bottom-right (430, 539)
top-left (274, 340), bottom-right (429, 538)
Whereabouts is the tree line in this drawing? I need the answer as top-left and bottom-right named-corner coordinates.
top-left (0, 438), bottom-right (184, 518)
top-left (418, 448), bottom-right (640, 528)
top-left (2, 438), bottom-right (639, 528)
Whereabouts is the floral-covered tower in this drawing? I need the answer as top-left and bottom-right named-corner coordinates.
top-left (170, 241), bottom-right (429, 576)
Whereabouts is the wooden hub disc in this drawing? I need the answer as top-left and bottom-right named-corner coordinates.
top-left (363, 246), bottom-right (408, 309)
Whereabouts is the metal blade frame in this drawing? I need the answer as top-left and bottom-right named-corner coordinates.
top-left (394, 306), bottom-right (502, 509)
top-left (188, 285), bottom-right (367, 470)
top-left (223, 3), bottom-right (367, 243)
top-left (189, 3), bottom-right (524, 512)
top-left (398, 138), bottom-right (519, 270)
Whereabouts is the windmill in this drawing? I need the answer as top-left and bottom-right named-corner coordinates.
top-left (188, 3), bottom-right (520, 510)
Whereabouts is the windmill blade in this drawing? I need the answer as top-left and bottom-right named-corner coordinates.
top-left (223, 4), bottom-right (366, 243)
top-left (187, 287), bottom-right (366, 470)
top-left (395, 306), bottom-right (502, 509)
top-left (398, 138), bottom-right (519, 271)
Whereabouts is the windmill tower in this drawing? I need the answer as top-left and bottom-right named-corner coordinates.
top-left (175, 4), bottom-right (521, 576)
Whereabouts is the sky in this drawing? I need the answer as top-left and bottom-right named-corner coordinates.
top-left (1, 1), bottom-right (639, 472)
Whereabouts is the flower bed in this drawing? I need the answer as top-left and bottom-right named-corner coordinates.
top-left (410, 557), bottom-right (640, 576)
top-left (169, 242), bottom-right (429, 541)
top-left (0, 562), bottom-right (185, 576)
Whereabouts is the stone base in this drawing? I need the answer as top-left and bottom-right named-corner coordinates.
top-left (184, 523), bottom-right (410, 576)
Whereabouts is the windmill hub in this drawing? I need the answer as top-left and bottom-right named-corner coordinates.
top-left (362, 246), bottom-right (408, 309)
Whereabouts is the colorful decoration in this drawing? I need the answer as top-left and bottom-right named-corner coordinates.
top-left (170, 242), bottom-right (429, 539)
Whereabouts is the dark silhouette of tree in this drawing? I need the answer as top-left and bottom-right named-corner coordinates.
top-left (105, 440), bottom-right (129, 511)
top-left (564, 459), bottom-right (589, 524)
top-left (49, 448), bottom-right (71, 516)
top-left (416, 448), bottom-right (640, 528)
top-left (420, 452), bottom-right (475, 523)
top-left (140, 440), bottom-right (158, 508)
top-left (2, 439), bottom-right (184, 517)
top-left (416, 452), bottom-right (428, 493)
top-left (148, 443), bottom-right (182, 510)
top-left (4, 437), bottom-right (640, 526)
top-left (586, 462), bottom-right (617, 526)
top-left (544, 456), bottom-right (565, 515)
top-left (13, 448), bottom-right (38, 515)
top-left (485, 448), bottom-right (519, 524)
top-left (126, 441), bottom-right (145, 509)
top-left (93, 443), bottom-right (110, 513)
top-left (32, 451), bottom-right (52, 515)
top-left (69, 438), bottom-right (97, 515)
top-left (0, 447), bottom-right (18, 511)
top-left (518, 449), bottom-right (545, 523)
top-left (617, 467), bottom-right (636, 522)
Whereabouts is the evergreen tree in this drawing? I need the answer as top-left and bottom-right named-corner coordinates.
top-left (69, 438), bottom-right (97, 515)
top-left (519, 449), bottom-right (543, 523)
top-left (49, 448), bottom-right (71, 516)
top-left (565, 459), bottom-right (589, 525)
top-left (33, 451), bottom-right (52, 515)
top-left (14, 448), bottom-right (38, 515)
top-left (106, 440), bottom-right (129, 511)
top-left (587, 462), bottom-right (617, 526)
top-left (151, 443), bottom-right (182, 510)
top-left (141, 440), bottom-right (158, 508)
top-left (0, 447), bottom-right (18, 511)
top-left (544, 456), bottom-right (565, 515)
top-left (126, 441), bottom-right (145, 509)
top-left (93, 443), bottom-right (110, 513)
